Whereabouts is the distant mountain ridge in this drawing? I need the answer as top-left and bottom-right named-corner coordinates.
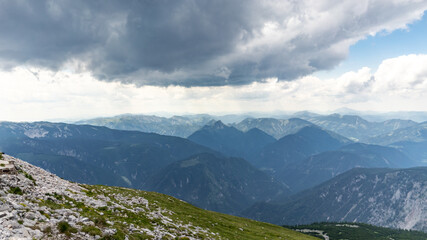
top-left (257, 125), bottom-right (351, 171)
top-left (368, 121), bottom-right (427, 145)
top-left (298, 113), bottom-right (418, 142)
top-left (232, 117), bottom-right (314, 139)
top-left (187, 120), bottom-right (276, 164)
top-left (243, 167), bottom-right (427, 232)
top-left (145, 153), bottom-right (289, 214)
top-left (0, 121), bottom-right (215, 188)
top-left (2, 116), bottom-right (426, 229)
top-left (366, 121), bottom-right (427, 165)
top-left (76, 114), bottom-right (214, 138)
top-left (280, 143), bottom-right (415, 192)
top-left (75, 113), bottom-right (420, 143)
top-left (0, 121), bottom-right (290, 215)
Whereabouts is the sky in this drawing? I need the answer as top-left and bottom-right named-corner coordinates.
top-left (1, 0), bottom-right (427, 121)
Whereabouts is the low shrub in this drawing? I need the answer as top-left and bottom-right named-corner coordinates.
top-left (9, 187), bottom-right (23, 195)
top-left (57, 221), bottom-right (77, 236)
top-left (82, 225), bottom-right (102, 236)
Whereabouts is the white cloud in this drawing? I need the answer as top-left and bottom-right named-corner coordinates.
top-left (1, 54), bottom-right (426, 121)
top-left (373, 54), bottom-right (427, 93)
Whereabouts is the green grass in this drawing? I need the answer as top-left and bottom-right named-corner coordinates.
top-left (33, 182), bottom-right (316, 239)
top-left (81, 185), bottom-right (317, 240)
top-left (81, 225), bottom-right (102, 236)
top-left (289, 222), bottom-right (427, 240)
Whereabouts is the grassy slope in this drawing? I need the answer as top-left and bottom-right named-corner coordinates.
top-left (289, 222), bottom-right (427, 240)
top-left (78, 185), bottom-right (317, 240)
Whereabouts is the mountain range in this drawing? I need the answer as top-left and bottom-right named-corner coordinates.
top-left (368, 121), bottom-right (427, 145)
top-left (0, 121), bottom-right (287, 215)
top-left (76, 112), bottom-right (424, 147)
top-left (76, 114), bottom-right (214, 138)
top-left (145, 153), bottom-right (288, 214)
top-left (367, 121), bottom-right (427, 165)
top-left (280, 143), bottom-right (416, 192)
top-left (0, 121), bottom-right (214, 188)
top-left (2, 112), bottom-right (427, 234)
top-left (231, 118), bottom-right (314, 139)
top-left (187, 120), bottom-right (276, 163)
top-left (297, 113), bottom-right (418, 142)
top-left (256, 126), bottom-right (351, 172)
top-left (243, 167), bottom-right (427, 232)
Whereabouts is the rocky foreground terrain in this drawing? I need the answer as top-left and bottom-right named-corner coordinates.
top-left (0, 154), bottom-right (315, 240)
top-left (0, 154), bottom-right (211, 239)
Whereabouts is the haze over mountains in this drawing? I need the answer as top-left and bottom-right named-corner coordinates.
top-left (279, 143), bottom-right (415, 192)
top-left (231, 118), bottom-right (314, 139)
top-left (187, 120), bottom-right (276, 164)
top-left (256, 126), bottom-right (351, 170)
top-left (0, 121), bottom-right (215, 187)
top-left (296, 113), bottom-right (419, 142)
top-left (368, 121), bottom-right (427, 145)
top-left (2, 111), bottom-right (427, 234)
top-left (76, 114), bottom-right (213, 138)
top-left (77, 112), bottom-right (425, 143)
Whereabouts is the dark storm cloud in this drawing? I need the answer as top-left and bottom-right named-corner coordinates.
top-left (0, 0), bottom-right (426, 86)
top-left (0, 1), bottom-right (114, 69)
top-left (89, 0), bottom-right (261, 85)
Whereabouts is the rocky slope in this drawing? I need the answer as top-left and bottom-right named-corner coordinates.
top-left (280, 143), bottom-right (415, 192)
top-left (1, 154), bottom-right (205, 239)
top-left (0, 154), bottom-right (316, 240)
top-left (243, 167), bottom-right (427, 232)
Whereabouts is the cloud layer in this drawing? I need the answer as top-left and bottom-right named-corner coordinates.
top-left (1, 54), bottom-right (426, 121)
top-left (0, 0), bottom-right (426, 86)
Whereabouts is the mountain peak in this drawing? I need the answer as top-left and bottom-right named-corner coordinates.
top-left (294, 125), bottom-right (351, 144)
top-left (296, 125), bottom-right (322, 132)
top-left (327, 113), bottom-right (366, 121)
top-left (205, 120), bottom-right (227, 129)
top-left (256, 125), bottom-right (351, 169)
top-left (294, 125), bottom-right (333, 138)
top-left (246, 127), bottom-right (269, 135)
